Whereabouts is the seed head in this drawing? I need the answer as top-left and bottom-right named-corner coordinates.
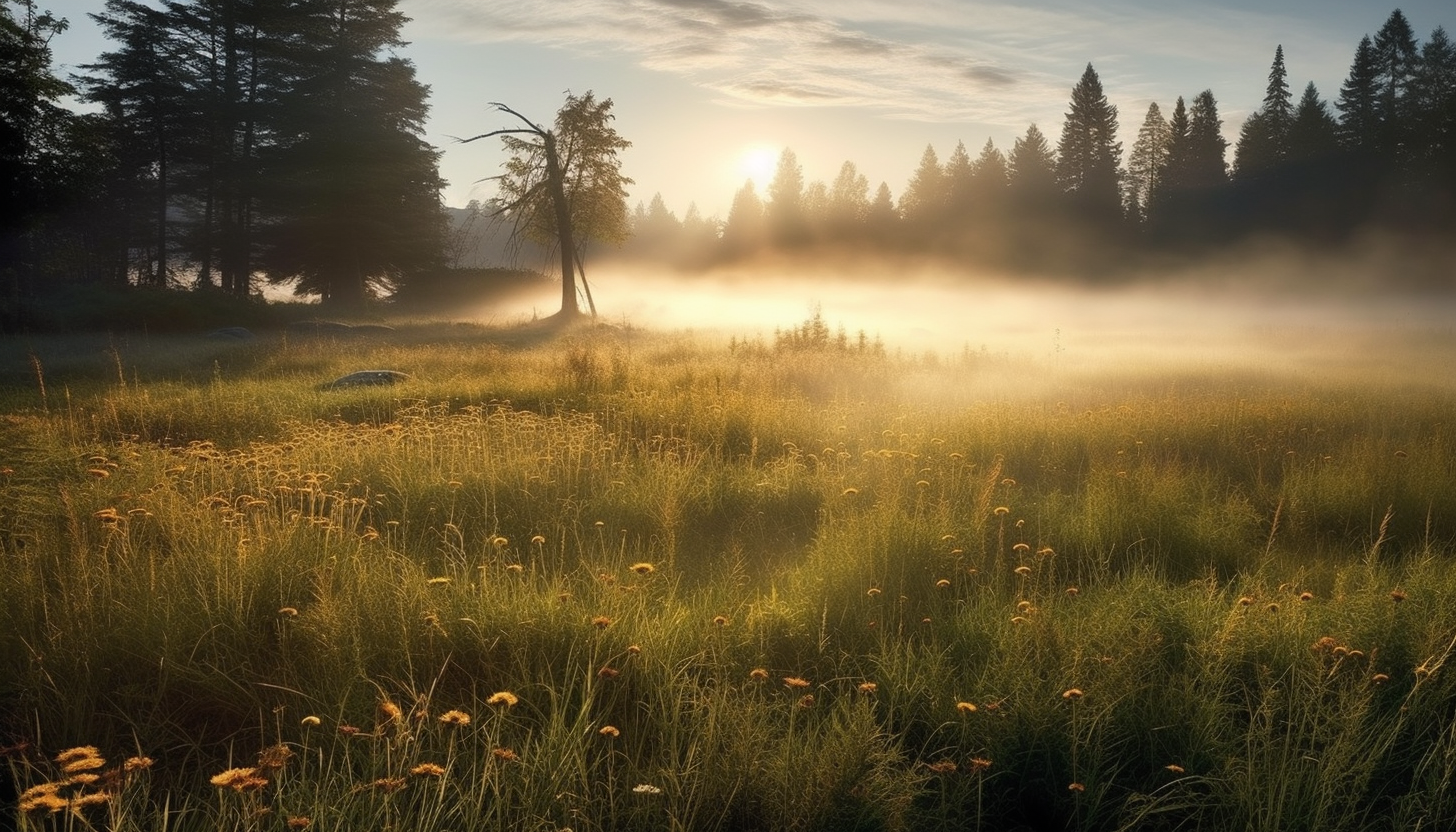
top-left (599, 725), bottom-right (620, 737)
top-left (1062, 688), bottom-right (1084, 700)
top-left (783, 676), bottom-right (811, 689)
top-left (438, 710), bottom-right (471, 727)
top-left (956, 701), bottom-right (978, 713)
top-left (750, 668), bottom-right (770, 681)
top-left (487, 691), bottom-right (519, 708)
top-left (411, 763), bottom-right (445, 777)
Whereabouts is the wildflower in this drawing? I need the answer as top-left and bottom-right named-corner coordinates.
top-left (969, 757), bottom-right (993, 772)
top-left (867, 587), bottom-right (882, 597)
top-left (1066, 586), bottom-right (1079, 596)
top-left (55, 746), bottom-right (101, 764)
top-left (1062, 688), bottom-right (1084, 700)
top-left (1012, 542), bottom-right (1031, 553)
top-left (957, 701), bottom-right (978, 713)
top-left (1068, 782), bottom-right (1086, 792)
top-left (123, 756), bottom-right (154, 773)
top-left (1300, 591), bottom-right (1314, 602)
top-left (783, 676), bottom-right (811, 689)
top-left (936, 579), bottom-right (951, 588)
top-left (940, 534), bottom-right (956, 542)
top-left (67, 773), bottom-right (100, 785)
top-left (1165, 764), bottom-right (1185, 774)
top-left (750, 668), bottom-right (770, 681)
top-left (798, 694), bottom-right (816, 709)
top-left (598, 666), bottom-right (620, 679)
top-left (338, 725), bottom-right (361, 736)
top-left (70, 792), bottom-right (110, 808)
top-left (926, 760), bottom-right (957, 773)
top-left (591, 615), bottom-right (613, 629)
top-left (1017, 600), bottom-right (1033, 612)
top-left (630, 562), bottom-right (655, 575)
top-left (712, 615), bottom-right (729, 627)
top-left (256, 745), bottom-right (293, 772)
top-left (505, 564), bottom-right (524, 573)
top-left (599, 725), bottom-right (620, 737)
top-left (1267, 603), bottom-right (1280, 613)
top-left (1391, 589), bottom-right (1407, 603)
top-left (366, 777), bottom-right (407, 793)
top-left (858, 682), bottom-right (878, 694)
top-left (379, 700), bottom-right (403, 723)
top-left (487, 691), bottom-right (519, 708)
top-left (632, 784), bottom-right (663, 795)
top-left (301, 715), bottom-right (322, 727)
top-left (439, 709), bottom-right (471, 726)
top-left (1372, 673), bottom-right (1391, 684)
top-left (20, 791), bottom-right (67, 814)
top-left (211, 767), bottom-right (268, 792)
top-left (627, 644), bottom-right (641, 655)
top-left (491, 536), bottom-right (508, 547)
top-left (492, 748), bottom-right (520, 762)
top-left (1312, 636), bottom-right (1338, 652)
top-left (411, 763), bottom-right (445, 777)
top-left (916, 480), bottom-right (930, 488)
top-left (1011, 616), bottom-right (1028, 625)
top-left (62, 755), bottom-right (105, 774)
top-left (994, 506), bottom-right (1010, 516)
top-left (427, 577), bottom-right (451, 585)
top-left (1238, 596), bottom-right (1254, 607)
top-left (842, 487), bottom-right (860, 496)
top-left (531, 535), bottom-right (546, 545)
top-left (287, 818), bottom-right (313, 830)
top-left (1014, 566), bottom-right (1031, 576)
top-left (88, 468), bottom-right (110, 478)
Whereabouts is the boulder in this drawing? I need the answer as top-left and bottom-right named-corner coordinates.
top-left (324, 370), bottom-right (411, 390)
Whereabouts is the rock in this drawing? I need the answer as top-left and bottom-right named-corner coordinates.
top-left (207, 326), bottom-right (256, 340)
top-left (289, 320), bottom-right (355, 334)
top-left (324, 370), bottom-right (411, 390)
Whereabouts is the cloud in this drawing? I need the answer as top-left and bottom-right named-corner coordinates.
top-left (401, 0), bottom-right (1328, 132)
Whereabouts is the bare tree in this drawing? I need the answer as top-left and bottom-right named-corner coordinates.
top-left (459, 93), bottom-right (631, 320)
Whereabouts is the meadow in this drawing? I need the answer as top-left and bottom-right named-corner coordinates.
top-left (3, 304), bottom-right (1456, 831)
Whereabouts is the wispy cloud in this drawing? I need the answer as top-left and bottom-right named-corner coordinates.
top-left (402, 0), bottom-right (1348, 131)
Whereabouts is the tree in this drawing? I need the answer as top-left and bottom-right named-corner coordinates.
top-left (1, 0), bottom-right (76, 292)
top-left (1372, 8), bottom-right (1418, 159)
top-left (1185, 90), bottom-right (1228, 189)
top-left (765, 147), bottom-right (806, 244)
top-left (463, 92), bottom-right (631, 319)
top-left (1234, 46), bottom-right (1294, 180)
top-left (1055, 63), bottom-right (1122, 220)
top-left (721, 179), bottom-right (765, 255)
top-left (1126, 102), bottom-right (1170, 220)
top-left (1287, 82), bottom-right (1341, 163)
top-left (262, 0), bottom-right (446, 306)
top-left (828, 160), bottom-right (870, 231)
top-left (1410, 27), bottom-right (1456, 172)
top-left (943, 140), bottom-right (974, 218)
top-left (1337, 35), bottom-right (1380, 152)
top-left (898, 144), bottom-right (944, 225)
top-left (1008, 123), bottom-right (1057, 199)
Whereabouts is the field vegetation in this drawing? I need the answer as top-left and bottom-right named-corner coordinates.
top-left (3, 312), bottom-right (1456, 831)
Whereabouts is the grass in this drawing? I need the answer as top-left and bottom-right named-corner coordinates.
top-left (3, 315), bottom-right (1456, 830)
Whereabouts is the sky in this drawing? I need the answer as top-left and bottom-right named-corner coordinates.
top-left (36, 0), bottom-right (1454, 219)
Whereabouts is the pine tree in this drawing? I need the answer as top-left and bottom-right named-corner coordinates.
top-left (1153, 96), bottom-right (1190, 211)
top-left (1126, 102), bottom-right (1170, 219)
top-left (1055, 63), bottom-right (1122, 219)
top-left (1186, 90), bottom-right (1228, 189)
top-left (721, 179), bottom-right (764, 254)
top-left (828, 160), bottom-right (870, 231)
top-left (898, 144), bottom-right (944, 225)
top-left (765, 147), bottom-right (806, 244)
top-left (1336, 35), bottom-right (1380, 152)
top-left (1287, 82), bottom-right (1341, 164)
top-left (1410, 27), bottom-right (1456, 171)
top-left (1372, 8), bottom-right (1419, 155)
top-left (1234, 46), bottom-right (1294, 181)
top-left (263, 0), bottom-right (447, 305)
top-left (1008, 123), bottom-right (1057, 197)
top-left (943, 140), bottom-right (974, 217)
top-left (1263, 45), bottom-right (1294, 139)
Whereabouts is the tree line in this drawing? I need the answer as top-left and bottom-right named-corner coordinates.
top-left (2, 0), bottom-right (444, 330)
top-left (622, 8), bottom-right (1456, 276)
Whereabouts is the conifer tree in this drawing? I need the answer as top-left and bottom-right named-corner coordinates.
top-left (1337, 35), bottom-right (1381, 152)
top-left (898, 144), bottom-right (944, 225)
top-left (1008, 123), bottom-right (1057, 197)
top-left (1287, 82), bottom-right (1341, 164)
top-left (828, 160), bottom-right (870, 230)
top-left (1126, 102), bottom-right (1170, 219)
top-left (1055, 63), bottom-right (1122, 219)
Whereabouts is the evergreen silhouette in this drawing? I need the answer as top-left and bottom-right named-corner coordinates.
top-left (1055, 63), bottom-right (1122, 222)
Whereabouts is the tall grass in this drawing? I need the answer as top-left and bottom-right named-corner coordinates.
top-left (4, 320), bottom-right (1456, 830)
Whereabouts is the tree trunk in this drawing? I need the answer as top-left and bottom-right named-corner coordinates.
top-left (542, 132), bottom-right (580, 318)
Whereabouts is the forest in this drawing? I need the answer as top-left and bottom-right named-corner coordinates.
top-left (3, 1), bottom-right (1455, 331)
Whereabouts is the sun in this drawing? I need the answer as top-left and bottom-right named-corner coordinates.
top-left (737, 144), bottom-right (780, 189)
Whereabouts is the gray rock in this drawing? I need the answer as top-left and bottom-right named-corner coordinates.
top-left (207, 326), bottom-right (256, 340)
top-left (324, 370), bottom-right (411, 390)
